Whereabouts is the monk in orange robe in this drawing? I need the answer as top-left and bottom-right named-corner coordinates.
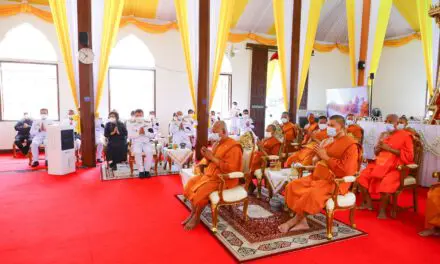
top-left (358, 114), bottom-right (414, 219)
top-left (346, 113), bottom-right (363, 144)
top-left (280, 112), bottom-right (298, 153)
top-left (250, 124), bottom-right (281, 172)
top-left (279, 115), bottom-right (360, 232)
top-left (302, 113), bottom-right (318, 144)
top-left (286, 116), bottom-right (328, 167)
top-left (183, 121), bottom-right (243, 230)
top-left (419, 173), bottom-right (440, 237)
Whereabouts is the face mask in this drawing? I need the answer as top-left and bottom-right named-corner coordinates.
top-left (177, 116), bottom-right (183, 121)
top-left (243, 114), bottom-right (249, 118)
top-left (397, 124), bottom-right (405, 130)
top-left (23, 114), bottom-right (29, 119)
top-left (281, 118), bottom-right (288, 124)
top-left (265, 132), bottom-right (272, 138)
top-left (210, 133), bottom-right (220, 142)
top-left (327, 127), bottom-right (337, 137)
top-left (385, 123), bottom-right (395, 132)
top-left (41, 114), bottom-right (48, 120)
top-left (346, 120), bottom-right (354, 126)
top-left (149, 115), bottom-right (155, 119)
top-left (109, 117), bottom-right (116, 123)
top-left (318, 124), bottom-right (327, 130)
top-left (136, 117), bottom-right (144, 123)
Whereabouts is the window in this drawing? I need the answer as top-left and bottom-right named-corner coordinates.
top-left (108, 68), bottom-right (155, 120)
top-left (0, 62), bottom-right (59, 120)
top-left (211, 74), bottom-right (232, 115)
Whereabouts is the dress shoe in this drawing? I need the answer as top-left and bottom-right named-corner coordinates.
top-left (45, 160), bottom-right (48, 167)
top-left (145, 171), bottom-right (151, 178)
top-left (138, 171), bottom-right (145, 178)
top-left (31, 161), bottom-right (39, 167)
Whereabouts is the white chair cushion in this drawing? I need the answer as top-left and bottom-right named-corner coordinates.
top-left (180, 168), bottom-right (195, 188)
top-left (254, 169), bottom-right (263, 180)
top-left (326, 192), bottom-right (356, 211)
top-left (228, 172), bottom-right (244, 178)
top-left (342, 176), bottom-right (357, 183)
top-left (404, 176), bottom-right (416, 186)
top-left (209, 186), bottom-right (248, 205)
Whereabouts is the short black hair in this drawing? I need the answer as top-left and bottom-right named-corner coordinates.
top-left (319, 115), bottom-right (327, 121)
top-left (188, 109), bottom-right (194, 114)
top-left (243, 109), bottom-right (249, 113)
top-left (109, 111), bottom-right (119, 120)
top-left (135, 109), bottom-right (144, 114)
top-left (40, 108), bottom-right (48, 112)
top-left (233, 101), bottom-right (238, 105)
top-left (130, 110), bottom-right (135, 116)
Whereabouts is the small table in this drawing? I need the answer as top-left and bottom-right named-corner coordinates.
top-left (264, 168), bottom-right (298, 195)
top-left (164, 148), bottom-right (193, 172)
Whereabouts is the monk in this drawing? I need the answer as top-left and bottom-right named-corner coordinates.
top-left (278, 115), bottom-right (360, 232)
top-left (346, 113), bottom-right (363, 144)
top-left (250, 124), bottom-right (282, 172)
top-left (302, 113), bottom-right (318, 144)
top-left (419, 172), bottom-right (440, 237)
top-left (280, 112), bottom-right (298, 152)
top-left (183, 121), bottom-right (243, 230)
top-left (285, 116), bottom-right (328, 167)
top-left (358, 114), bottom-right (414, 219)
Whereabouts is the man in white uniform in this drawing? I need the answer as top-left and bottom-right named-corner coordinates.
top-left (149, 110), bottom-right (160, 135)
top-left (170, 111), bottom-right (192, 148)
top-left (184, 109), bottom-right (197, 147)
top-left (228, 101), bottom-right (240, 135)
top-left (240, 109), bottom-right (255, 135)
top-left (30, 108), bottom-right (54, 167)
top-left (95, 115), bottom-right (105, 163)
top-left (128, 109), bottom-right (155, 179)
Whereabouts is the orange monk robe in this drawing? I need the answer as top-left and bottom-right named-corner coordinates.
top-left (358, 130), bottom-right (414, 195)
top-left (286, 129), bottom-right (328, 167)
top-left (184, 138), bottom-right (243, 207)
top-left (347, 124), bottom-right (363, 144)
top-left (282, 122), bottom-right (297, 142)
top-left (302, 122), bottom-right (319, 144)
top-left (425, 184), bottom-right (440, 229)
top-left (250, 137), bottom-right (281, 172)
top-left (284, 136), bottom-right (360, 215)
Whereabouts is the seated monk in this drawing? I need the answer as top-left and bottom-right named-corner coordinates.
top-left (250, 124), bottom-right (282, 172)
top-left (182, 121), bottom-right (243, 230)
top-left (346, 113), bottom-right (363, 144)
top-left (398, 115), bottom-right (417, 136)
top-left (358, 114), bottom-right (414, 219)
top-left (419, 172), bottom-right (440, 237)
top-left (286, 116), bottom-right (328, 167)
top-left (278, 115), bottom-right (360, 232)
top-left (280, 112), bottom-right (298, 152)
top-left (302, 113), bottom-right (318, 145)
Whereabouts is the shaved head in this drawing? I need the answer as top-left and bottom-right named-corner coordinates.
top-left (385, 114), bottom-right (398, 123)
top-left (330, 115), bottom-right (346, 128)
top-left (213, 120), bottom-right (228, 138)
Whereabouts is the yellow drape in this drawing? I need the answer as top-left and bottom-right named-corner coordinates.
top-left (95, 0), bottom-right (125, 112)
top-left (0, 3), bottom-right (52, 22)
top-left (346, 0), bottom-right (356, 86)
top-left (120, 17), bottom-right (178, 33)
top-left (368, 0), bottom-right (392, 86)
top-left (266, 59), bottom-right (277, 94)
top-left (229, 33), bottom-right (277, 46)
top-left (393, 0), bottom-right (420, 32)
top-left (208, 0), bottom-right (235, 110)
top-left (48, 0), bottom-right (78, 109)
top-left (297, 0), bottom-right (325, 107)
top-left (174, 0), bottom-right (197, 111)
top-left (384, 32), bottom-right (421, 47)
top-left (417, 0), bottom-right (434, 97)
top-left (272, 0), bottom-right (289, 111)
top-left (313, 42), bottom-right (349, 54)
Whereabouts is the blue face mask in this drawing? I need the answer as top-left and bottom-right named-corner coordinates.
top-left (385, 123), bottom-right (395, 132)
top-left (327, 127), bottom-right (337, 137)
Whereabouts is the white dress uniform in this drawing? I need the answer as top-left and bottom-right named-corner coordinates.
top-left (95, 118), bottom-right (105, 161)
top-left (169, 120), bottom-right (193, 148)
top-left (184, 115), bottom-right (197, 147)
top-left (229, 106), bottom-right (241, 135)
top-left (30, 118), bottom-right (54, 163)
top-left (149, 116), bottom-right (160, 135)
top-left (128, 120), bottom-right (155, 174)
top-left (240, 115), bottom-right (255, 135)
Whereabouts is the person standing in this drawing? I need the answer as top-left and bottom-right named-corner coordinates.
top-left (14, 112), bottom-right (33, 155)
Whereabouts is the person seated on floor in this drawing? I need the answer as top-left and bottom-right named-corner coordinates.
top-left (239, 109), bottom-right (255, 136)
top-left (280, 112), bottom-right (298, 152)
top-left (285, 116), bottom-right (329, 167)
top-left (183, 121), bottom-right (243, 230)
top-left (104, 111), bottom-right (128, 171)
top-left (95, 113), bottom-right (105, 163)
top-left (302, 113), bottom-right (318, 145)
top-left (14, 112), bottom-right (33, 155)
top-left (346, 113), bottom-right (363, 144)
top-left (419, 172), bottom-right (440, 237)
top-left (278, 115), bottom-right (360, 233)
top-left (250, 124), bottom-right (282, 173)
top-left (30, 108), bottom-right (54, 167)
top-left (128, 109), bottom-right (155, 179)
top-left (149, 110), bottom-right (160, 135)
top-left (357, 114), bottom-right (414, 219)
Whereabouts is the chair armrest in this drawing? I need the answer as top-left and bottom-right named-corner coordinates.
top-left (334, 176), bottom-right (357, 184)
top-left (217, 172), bottom-right (248, 202)
top-left (291, 143), bottom-right (300, 146)
top-left (397, 164), bottom-right (419, 186)
top-left (398, 164), bottom-right (419, 170)
top-left (219, 172), bottom-right (245, 179)
top-left (292, 164), bottom-right (316, 178)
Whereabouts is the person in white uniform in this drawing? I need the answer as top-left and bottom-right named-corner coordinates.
top-left (170, 111), bottom-right (193, 148)
top-left (128, 109), bottom-right (155, 178)
top-left (30, 108), bottom-right (53, 167)
top-left (95, 115), bottom-right (105, 163)
top-left (184, 109), bottom-right (197, 147)
top-left (240, 109), bottom-right (255, 135)
top-left (228, 101), bottom-right (241, 135)
top-left (149, 110), bottom-right (160, 135)
top-left (62, 109), bottom-right (81, 152)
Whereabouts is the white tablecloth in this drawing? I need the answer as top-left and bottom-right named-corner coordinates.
top-left (359, 121), bottom-right (440, 187)
top-left (265, 168), bottom-right (298, 194)
top-left (164, 148), bottom-right (193, 167)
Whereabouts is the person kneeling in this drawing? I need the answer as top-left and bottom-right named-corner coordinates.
top-left (182, 121), bottom-right (243, 230)
top-left (278, 115), bottom-right (360, 233)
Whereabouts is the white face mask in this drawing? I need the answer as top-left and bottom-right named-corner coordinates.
top-left (281, 118), bottom-right (288, 124)
top-left (109, 117), bottom-right (116, 123)
top-left (40, 114), bottom-right (48, 120)
top-left (243, 114), bottom-right (249, 118)
top-left (177, 116), bottom-right (183, 121)
top-left (264, 132), bottom-right (272, 138)
top-left (149, 115), bottom-right (155, 119)
top-left (385, 123), bottom-right (395, 132)
top-left (135, 117), bottom-right (144, 123)
top-left (346, 120), bottom-right (354, 126)
top-left (397, 124), bottom-right (405, 130)
top-left (210, 133), bottom-right (220, 142)
top-left (23, 114), bottom-right (29, 119)
top-left (327, 127), bottom-right (337, 137)
top-left (318, 123), bottom-right (327, 130)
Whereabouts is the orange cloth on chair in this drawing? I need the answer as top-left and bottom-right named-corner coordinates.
top-left (284, 136), bottom-right (360, 216)
top-left (250, 137), bottom-right (281, 172)
top-left (425, 184), bottom-right (440, 229)
top-left (347, 124), bottom-right (363, 143)
top-left (302, 122), bottom-right (318, 144)
top-left (184, 137), bottom-right (243, 208)
top-left (358, 130), bottom-right (414, 195)
top-left (286, 129), bottom-right (328, 167)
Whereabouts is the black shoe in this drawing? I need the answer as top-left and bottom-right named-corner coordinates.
top-left (110, 164), bottom-right (117, 171)
top-left (145, 171), bottom-right (151, 178)
top-left (31, 161), bottom-right (39, 167)
top-left (45, 161), bottom-right (48, 167)
top-left (138, 171), bottom-right (145, 178)
top-left (97, 159), bottom-right (103, 163)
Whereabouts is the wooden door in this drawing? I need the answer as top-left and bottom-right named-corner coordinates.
top-left (249, 47), bottom-right (268, 139)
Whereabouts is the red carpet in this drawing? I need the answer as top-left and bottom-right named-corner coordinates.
top-left (0, 156), bottom-right (439, 264)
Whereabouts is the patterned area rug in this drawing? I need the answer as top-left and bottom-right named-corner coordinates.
top-left (101, 162), bottom-right (181, 181)
top-left (176, 194), bottom-right (366, 262)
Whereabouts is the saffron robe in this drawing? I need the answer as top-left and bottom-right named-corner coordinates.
top-left (347, 124), bottom-right (363, 144)
top-left (284, 136), bottom-right (360, 216)
top-left (282, 122), bottom-right (297, 153)
top-left (358, 130), bottom-right (414, 194)
top-left (286, 129), bottom-right (328, 167)
top-left (302, 122), bottom-right (318, 144)
top-left (184, 138), bottom-right (243, 208)
top-left (425, 184), bottom-right (440, 229)
top-left (250, 137), bottom-right (281, 172)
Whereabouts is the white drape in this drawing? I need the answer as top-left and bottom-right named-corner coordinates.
top-left (66, 0), bottom-right (79, 104)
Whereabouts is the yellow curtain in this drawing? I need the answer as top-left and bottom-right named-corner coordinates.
top-left (272, 0), bottom-right (289, 111)
top-left (120, 17), bottom-right (178, 33)
top-left (346, 0), bottom-right (356, 86)
top-left (95, 0), bottom-right (125, 112)
top-left (313, 42), bottom-right (349, 54)
top-left (383, 33), bottom-right (421, 47)
top-left (48, 0), bottom-right (79, 109)
top-left (368, 0), bottom-right (392, 86)
top-left (393, 0), bottom-right (420, 32)
top-left (208, 0), bottom-right (235, 109)
top-left (174, 0), bottom-right (197, 111)
top-left (229, 33), bottom-right (277, 46)
top-left (417, 0), bottom-right (434, 97)
top-left (297, 0), bottom-right (325, 107)
top-left (0, 3), bottom-right (52, 22)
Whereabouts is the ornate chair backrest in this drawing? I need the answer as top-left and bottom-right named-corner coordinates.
top-left (412, 133), bottom-right (424, 183)
top-left (239, 132), bottom-right (256, 174)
